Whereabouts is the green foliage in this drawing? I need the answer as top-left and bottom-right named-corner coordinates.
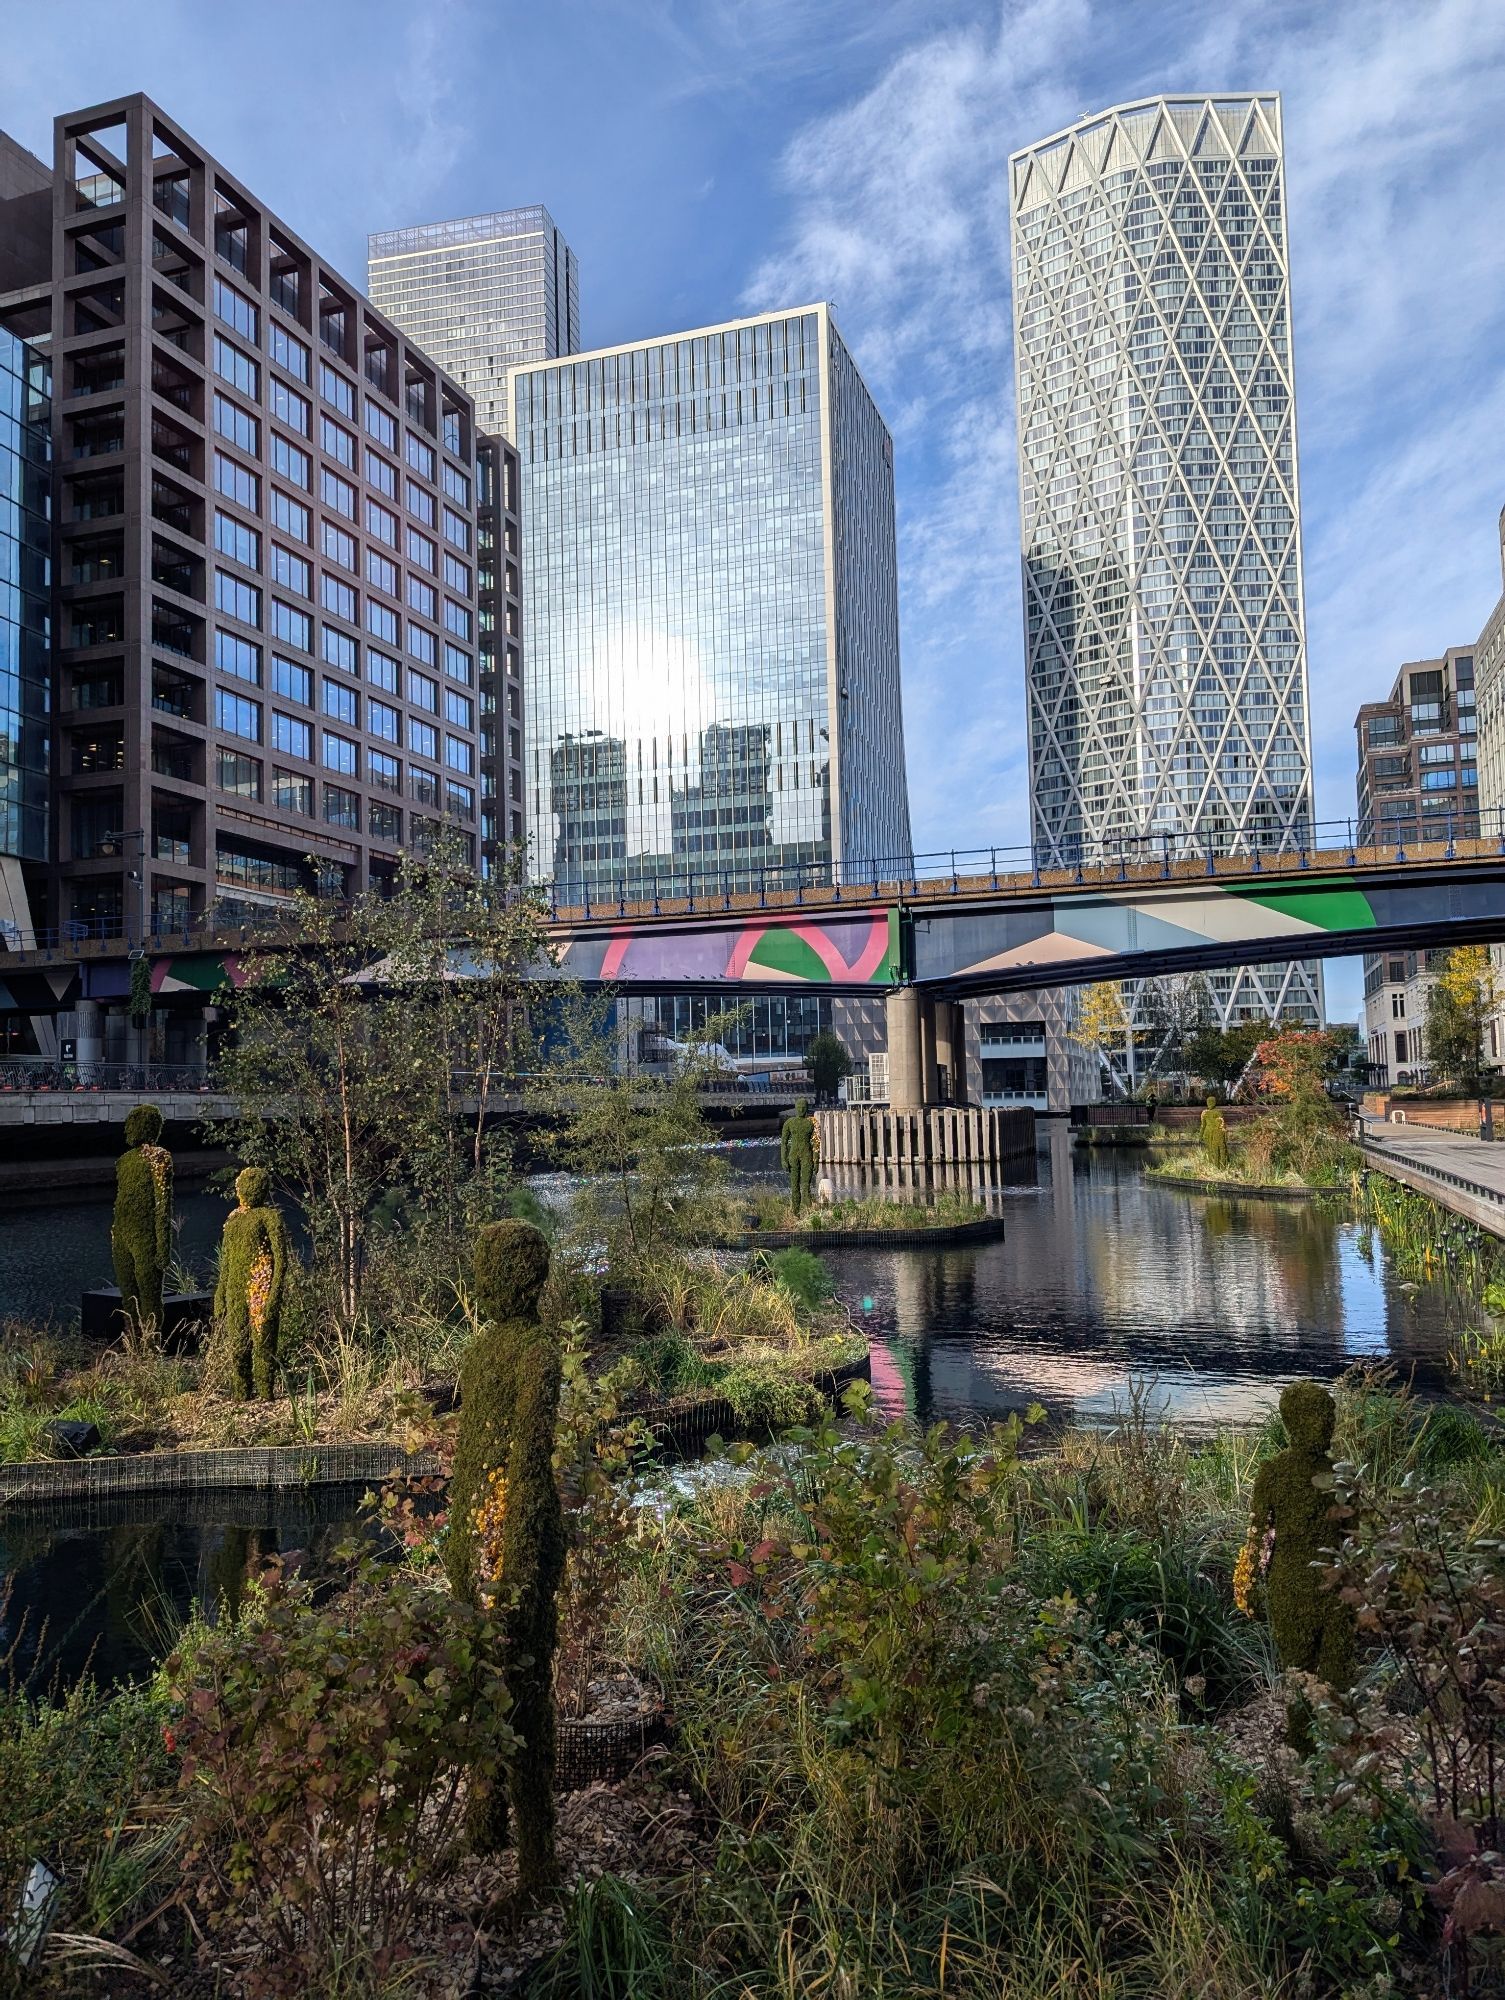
top-left (445, 1219), bottom-right (566, 1893)
top-left (111, 1107), bottom-right (172, 1332)
top-left (804, 1029), bottom-right (853, 1104)
top-left (1197, 1098), bottom-right (1229, 1170)
top-left (127, 953), bottom-right (153, 1026)
top-left (1186, 1018), bottom-right (1267, 1092)
top-left (764, 1246), bottom-right (834, 1312)
top-left (1244, 1380), bottom-right (1355, 1697)
top-left (779, 1097), bottom-right (816, 1212)
top-left (166, 1551), bottom-right (514, 1991)
top-left (1426, 943), bottom-right (1497, 1092)
top-left (533, 1873), bottom-right (673, 1999)
top-left (211, 1165), bottom-right (290, 1400)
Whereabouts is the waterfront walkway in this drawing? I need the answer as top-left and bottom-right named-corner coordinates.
top-left (1359, 1118), bottom-right (1505, 1238)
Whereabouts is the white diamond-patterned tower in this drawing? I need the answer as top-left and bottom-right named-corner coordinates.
top-left (1009, 94), bottom-right (1322, 1043)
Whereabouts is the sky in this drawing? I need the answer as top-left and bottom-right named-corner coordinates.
top-left (5, 0), bottom-right (1504, 1023)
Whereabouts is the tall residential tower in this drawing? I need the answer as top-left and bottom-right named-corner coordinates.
top-left (368, 208), bottom-right (579, 436)
top-left (1009, 94), bottom-right (1321, 1038)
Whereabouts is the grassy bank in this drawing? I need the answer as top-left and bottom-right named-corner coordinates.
top-left (742, 1187), bottom-right (991, 1234)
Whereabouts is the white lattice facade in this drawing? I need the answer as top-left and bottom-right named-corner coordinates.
top-left (1009, 94), bottom-right (1321, 1037)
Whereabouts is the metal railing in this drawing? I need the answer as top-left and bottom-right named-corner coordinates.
top-left (1358, 1131), bottom-right (1505, 1210)
top-left (0, 1060), bottom-right (212, 1094)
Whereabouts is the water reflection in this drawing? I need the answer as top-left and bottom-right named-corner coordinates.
top-left (2, 1191), bottom-right (226, 1328)
top-left (822, 1126), bottom-right (1459, 1434)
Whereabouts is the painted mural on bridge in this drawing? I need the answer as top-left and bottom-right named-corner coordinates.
top-left (550, 908), bottom-right (899, 987)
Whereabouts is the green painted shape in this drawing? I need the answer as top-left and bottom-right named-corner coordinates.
top-left (748, 929), bottom-right (834, 984)
top-left (160, 953), bottom-right (232, 993)
top-left (1223, 880), bottom-right (1378, 933)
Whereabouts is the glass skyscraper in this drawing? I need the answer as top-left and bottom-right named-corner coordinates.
top-left (367, 207), bottom-right (579, 436)
top-left (0, 324), bottom-right (50, 943)
top-left (1009, 94), bottom-right (1321, 1037)
top-left (510, 304), bottom-right (911, 903)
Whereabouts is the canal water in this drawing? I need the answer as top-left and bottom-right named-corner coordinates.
top-left (0, 1126), bottom-right (1465, 1686)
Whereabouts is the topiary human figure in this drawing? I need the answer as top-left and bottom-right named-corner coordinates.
top-left (780, 1097), bottom-right (817, 1214)
top-left (1199, 1094), bottom-right (1230, 1172)
top-left (213, 1168), bottom-right (289, 1399)
top-left (445, 1218), bottom-right (564, 1896)
top-left (1237, 1379), bottom-right (1355, 1742)
top-left (112, 1104), bottom-right (173, 1333)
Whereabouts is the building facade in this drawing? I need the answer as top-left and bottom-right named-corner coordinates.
top-left (510, 305), bottom-right (911, 903)
top-left (1355, 648), bottom-right (1478, 848)
top-left (1, 95), bottom-right (484, 940)
top-left (1009, 94), bottom-right (1321, 1050)
top-left (0, 325), bottom-right (50, 946)
top-left (367, 208), bottom-right (579, 438)
top-left (1472, 507), bottom-right (1505, 818)
top-left (476, 433), bottom-right (523, 862)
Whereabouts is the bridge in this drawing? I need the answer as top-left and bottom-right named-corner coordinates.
top-left (4, 823), bottom-right (1505, 1020)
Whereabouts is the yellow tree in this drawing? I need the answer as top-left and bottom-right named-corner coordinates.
top-left (1070, 982), bottom-right (1134, 1095)
top-left (1427, 945), bottom-right (1498, 1091)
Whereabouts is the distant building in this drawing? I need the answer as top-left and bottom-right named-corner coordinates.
top-left (510, 304), bottom-right (911, 903)
top-left (475, 434), bottom-right (524, 862)
top-left (1466, 505), bottom-right (1505, 1073)
top-left (0, 324), bottom-right (50, 946)
top-left (368, 207), bottom-right (579, 437)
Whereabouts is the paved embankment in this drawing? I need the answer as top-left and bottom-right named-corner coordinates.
top-left (1360, 1119), bottom-right (1505, 1238)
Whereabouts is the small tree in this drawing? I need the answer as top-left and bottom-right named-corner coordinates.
top-left (1070, 982), bottom-right (1133, 1095)
top-left (805, 1028), bottom-right (853, 1105)
top-left (1186, 1018), bottom-right (1267, 1095)
top-left (1248, 1029), bottom-right (1348, 1181)
top-left (1427, 945), bottom-right (1497, 1093)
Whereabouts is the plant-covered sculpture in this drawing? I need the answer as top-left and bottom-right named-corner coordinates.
top-left (1235, 1380), bottom-right (1355, 1725)
top-left (1198, 1094), bottom-right (1229, 1171)
top-left (112, 1104), bottom-right (173, 1332)
top-left (445, 1218), bottom-right (565, 1895)
top-left (781, 1097), bottom-right (817, 1214)
top-left (214, 1167), bottom-right (289, 1399)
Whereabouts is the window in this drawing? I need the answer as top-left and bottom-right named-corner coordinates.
top-left (322, 521), bottom-right (357, 571)
top-left (270, 434), bottom-right (311, 490)
top-left (321, 625), bottom-right (359, 674)
top-left (409, 718), bottom-right (438, 760)
top-left (215, 568), bottom-right (261, 626)
top-left (272, 711), bottom-right (311, 759)
top-left (213, 393), bottom-right (259, 455)
top-left (367, 599), bottom-right (399, 644)
top-left (272, 767), bottom-right (312, 814)
top-left (443, 552), bottom-right (471, 595)
top-left (407, 574), bottom-right (437, 620)
top-left (443, 642), bottom-right (472, 686)
top-left (366, 497), bottom-right (398, 546)
top-left (368, 649), bottom-right (400, 693)
top-left (364, 447), bottom-right (397, 497)
top-left (269, 378), bottom-right (310, 435)
top-left (216, 629), bottom-right (262, 685)
top-left (217, 749), bottom-right (262, 798)
top-left (1422, 769), bottom-right (1459, 791)
top-left (406, 669), bottom-right (438, 713)
top-left (1367, 716), bottom-right (1401, 748)
top-left (407, 624), bottom-right (436, 667)
top-left (442, 462), bottom-right (470, 508)
top-left (365, 400), bottom-right (396, 448)
top-left (322, 573), bottom-right (357, 622)
top-left (445, 689), bottom-right (474, 732)
top-left (366, 548), bottom-right (398, 596)
top-left (270, 543), bottom-right (311, 597)
top-left (442, 506), bottom-right (470, 553)
top-left (320, 414), bottom-right (356, 468)
top-left (405, 478), bottom-right (436, 526)
top-left (369, 697), bottom-right (401, 742)
top-left (269, 322), bottom-right (310, 382)
top-left (318, 361), bottom-right (355, 417)
top-left (271, 599), bottom-right (312, 652)
top-left (369, 749), bottom-right (400, 792)
top-left (409, 768), bottom-right (440, 808)
top-left (214, 511), bottom-right (260, 568)
top-left (369, 799), bottom-right (401, 841)
top-left (445, 779), bottom-right (475, 819)
top-left (214, 451), bottom-right (259, 511)
top-left (213, 277), bottom-right (258, 341)
top-left (405, 432), bottom-right (435, 480)
top-left (216, 688), bottom-right (261, 741)
top-left (1463, 763), bottom-right (1479, 787)
top-left (322, 679), bottom-right (358, 725)
top-left (271, 654), bottom-right (311, 704)
top-left (406, 526), bottom-right (436, 573)
top-left (443, 599), bottom-right (472, 641)
top-left (322, 782), bottom-right (359, 828)
top-left (321, 469), bottom-right (357, 518)
top-left (270, 488), bottom-right (310, 542)
top-left (213, 335), bottom-right (259, 398)
top-left (445, 734), bottom-right (474, 776)
top-left (1419, 743), bottom-right (1455, 765)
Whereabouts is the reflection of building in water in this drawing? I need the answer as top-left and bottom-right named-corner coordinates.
top-left (510, 306), bottom-right (911, 902)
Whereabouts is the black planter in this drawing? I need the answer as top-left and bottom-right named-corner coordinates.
top-left (81, 1287), bottom-right (212, 1350)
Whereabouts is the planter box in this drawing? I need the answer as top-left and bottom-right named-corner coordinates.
top-left (739, 1216), bottom-right (1007, 1249)
top-left (556, 1708), bottom-right (668, 1791)
top-left (81, 1286), bottom-right (212, 1349)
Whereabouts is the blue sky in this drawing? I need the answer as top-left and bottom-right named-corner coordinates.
top-left (6, 0), bottom-right (1504, 1023)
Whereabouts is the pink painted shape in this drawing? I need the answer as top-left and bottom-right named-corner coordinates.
top-left (790, 915), bottom-right (890, 982)
top-left (725, 927), bottom-right (766, 979)
top-left (600, 933), bottom-right (632, 980)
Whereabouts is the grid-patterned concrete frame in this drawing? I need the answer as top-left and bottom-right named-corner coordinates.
top-left (1009, 94), bottom-right (1321, 1033)
top-left (45, 95), bottom-right (483, 936)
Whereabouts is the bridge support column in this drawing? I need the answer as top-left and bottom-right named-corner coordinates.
top-left (934, 999), bottom-right (966, 1105)
top-left (886, 986), bottom-right (926, 1111)
top-left (76, 999), bottom-right (103, 1066)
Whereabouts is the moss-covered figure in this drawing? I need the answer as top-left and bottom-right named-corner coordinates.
top-left (445, 1219), bottom-right (564, 1896)
top-left (780, 1097), bottom-right (817, 1214)
top-left (1199, 1095), bottom-right (1229, 1171)
top-left (213, 1168), bottom-right (289, 1400)
top-left (1240, 1380), bottom-right (1355, 1733)
top-left (111, 1104), bottom-right (173, 1332)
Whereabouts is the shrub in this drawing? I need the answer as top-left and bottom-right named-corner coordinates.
top-left (111, 1104), bottom-right (172, 1333)
top-left (764, 1246), bottom-right (834, 1313)
top-left (165, 1553), bottom-right (514, 1991)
